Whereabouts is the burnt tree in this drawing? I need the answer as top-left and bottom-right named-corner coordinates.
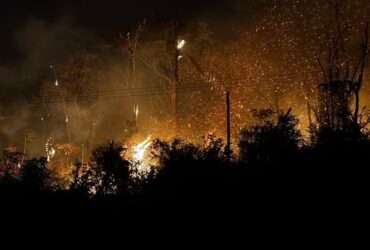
top-left (316, 5), bottom-right (369, 130)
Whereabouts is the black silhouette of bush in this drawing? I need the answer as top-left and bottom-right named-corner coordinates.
top-left (20, 158), bottom-right (48, 192)
top-left (239, 109), bottom-right (302, 173)
top-left (88, 141), bottom-right (130, 196)
top-left (146, 136), bottom-right (235, 201)
top-left (307, 121), bottom-right (370, 178)
top-left (311, 121), bottom-right (368, 147)
top-left (1, 109), bottom-right (368, 213)
top-left (69, 160), bottom-right (95, 197)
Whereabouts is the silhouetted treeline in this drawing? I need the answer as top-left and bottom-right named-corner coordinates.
top-left (0, 109), bottom-right (368, 216)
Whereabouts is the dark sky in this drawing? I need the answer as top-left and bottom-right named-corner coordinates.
top-left (0, 0), bottom-right (261, 63)
top-left (1, 0), bottom-right (230, 28)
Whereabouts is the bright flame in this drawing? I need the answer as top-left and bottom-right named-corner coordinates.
top-left (133, 136), bottom-right (152, 162)
top-left (131, 136), bottom-right (153, 177)
top-left (177, 39), bottom-right (186, 50)
top-left (45, 137), bottom-right (56, 162)
top-left (55, 79), bottom-right (59, 87)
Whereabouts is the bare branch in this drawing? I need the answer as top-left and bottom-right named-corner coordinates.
top-left (137, 54), bottom-right (173, 89)
top-left (317, 57), bottom-right (328, 82)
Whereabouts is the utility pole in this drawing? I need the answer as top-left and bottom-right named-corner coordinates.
top-left (23, 133), bottom-right (28, 155)
top-left (307, 101), bottom-right (313, 128)
top-left (127, 32), bottom-right (137, 89)
top-left (22, 133), bottom-right (28, 165)
top-left (81, 143), bottom-right (85, 166)
top-left (173, 24), bottom-right (180, 135)
top-left (169, 22), bottom-right (184, 135)
top-left (126, 22), bottom-right (145, 133)
top-left (226, 91), bottom-right (231, 160)
top-left (87, 119), bottom-right (97, 154)
top-left (133, 104), bottom-right (139, 133)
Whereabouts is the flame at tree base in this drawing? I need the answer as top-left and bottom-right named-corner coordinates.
top-left (131, 136), bottom-right (153, 176)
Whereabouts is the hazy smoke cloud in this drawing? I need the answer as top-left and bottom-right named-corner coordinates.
top-left (0, 17), bottom-right (98, 96)
top-left (0, 17), bottom-right (102, 153)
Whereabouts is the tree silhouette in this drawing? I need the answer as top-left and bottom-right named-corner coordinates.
top-left (148, 137), bottom-right (231, 200)
top-left (89, 141), bottom-right (129, 195)
top-left (20, 158), bottom-right (48, 192)
top-left (239, 109), bottom-right (301, 172)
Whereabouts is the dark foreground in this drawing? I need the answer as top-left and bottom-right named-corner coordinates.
top-left (0, 115), bottom-right (366, 233)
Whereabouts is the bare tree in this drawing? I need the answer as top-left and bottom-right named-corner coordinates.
top-left (316, 1), bottom-right (369, 129)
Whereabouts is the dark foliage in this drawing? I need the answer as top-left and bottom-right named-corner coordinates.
top-left (88, 141), bottom-right (130, 196)
top-left (146, 136), bottom-right (234, 201)
top-left (20, 157), bottom-right (48, 192)
top-left (311, 122), bottom-right (368, 147)
top-left (306, 122), bottom-right (370, 180)
top-left (0, 110), bottom-right (366, 223)
top-left (239, 109), bottom-right (301, 173)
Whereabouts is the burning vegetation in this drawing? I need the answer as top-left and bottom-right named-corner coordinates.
top-left (0, 0), bottom-right (369, 205)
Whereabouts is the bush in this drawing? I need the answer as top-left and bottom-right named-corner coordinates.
top-left (21, 158), bottom-right (48, 192)
top-left (147, 136), bottom-right (234, 199)
top-left (88, 141), bottom-right (130, 195)
top-left (239, 109), bottom-right (302, 171)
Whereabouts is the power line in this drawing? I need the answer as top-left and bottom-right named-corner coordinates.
top-left (7, 83), bottom-right (222, 106)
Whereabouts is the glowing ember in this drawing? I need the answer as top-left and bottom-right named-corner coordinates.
top-left (177, 39), bottom-right (186, 50)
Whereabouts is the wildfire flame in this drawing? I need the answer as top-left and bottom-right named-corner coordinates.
top-left (130, 136), bottom-right (153, 176)
top-left (45, 137), bottom-right (56, 162)
top-left (133, 136), bottom-right (152, 162)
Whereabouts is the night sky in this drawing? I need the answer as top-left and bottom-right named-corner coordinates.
top-left (0, 0), bottom-right (265, 64)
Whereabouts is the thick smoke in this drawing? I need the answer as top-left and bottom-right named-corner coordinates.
top-left (0, 17), bottom-right (107, 155)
